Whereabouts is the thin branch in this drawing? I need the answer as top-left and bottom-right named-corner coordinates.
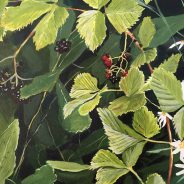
top-left (126, 30), bottom-right (153, 74)
top-left (65, 7), bottom-right (86, 12)
top-left (166, 117), bottom-right (173, 184)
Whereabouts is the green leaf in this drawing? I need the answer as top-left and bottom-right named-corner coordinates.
top-left (159, 54), bottom-right (182, 73)
top-left (96, 168), bottom-right (129, 184)
top-left (33, 6), bottom-right (69, 50)
top-left (70, 73), bottom-right (99, 99)
top-left (133, 106), bottom-right (160, 138)
top-left (0, 120), bottom-right (19, 184)
top-left (20, 70), bottom-right (61, 99)
top-left (63, 108), bottom-right (92, 133)
top-left (79, 94), bottom-right (101, 116)
top-left (63, 93), bottom-right (96, 118)
top-left (145, 0), bottom-right (152, 4)
top-left (146, 173), bottom-right (166, 184)
top-left (47, 161), bottom-right (90, 172)
top-left (105, 0), bottom-right (144, 33)
top-left (56, 82), bottom-right (92, 133)
top-left (131, 47), bottom-right (157, 67)
top-left (109, 93), bottom-right (146, 116)
top-left (119, 67), bottom-right (144, 96)
top-left (97, 108), bottom-right (144, 154)
top-left (122, 141), bottom-right (146, 167)
top-left (138, 17), bottom-right (156, 48)
top-left (77, 10), bottom-right (106, 51)
top-left (150, 68), bottom-right (184, 112)
top-left (91, 149), bottom-right (126, 169)
top-left (82, 0), bottom-right (110, 9)
top-left (1, 0), bottom-right (53, 31)
top-left (0, 0), bottom-right (8, 16)
top-left (22, 165), bottom-right (56, 184)
top-left (173, 107), bottom-right (184, 140)
top-left (150, 14), bottom-right (184, 48)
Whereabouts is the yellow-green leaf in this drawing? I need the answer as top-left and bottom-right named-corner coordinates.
top-left (33, 6), bottom-right (69, 50)
top-left (119, 67), bottom-right (144, 96)
top-left (77, 10), bottom-right (106, 51)
top-left (1, 0), bottom-right (53, 31)
top-left (106, 0), bottom-right (144, 33)
top-left (82, 0), bottom-right (110, 9)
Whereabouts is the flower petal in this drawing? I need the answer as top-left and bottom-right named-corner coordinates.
top-left (175, 164), bottom-right (184, 169)
top-left (169, 41), bottom-right (181, 49)
top-left (176, 169), bottom-right (184, 176)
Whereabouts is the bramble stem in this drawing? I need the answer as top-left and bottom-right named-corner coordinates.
top-left (166, 117), bottom-right (173, 184)
top-left (129, 168), bottom-right (144, 184)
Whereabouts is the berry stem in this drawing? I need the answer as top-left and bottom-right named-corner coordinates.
top-left (126, 30), bottom-right (153, 74)
top-left (66, 7), bottom-right (86, 12)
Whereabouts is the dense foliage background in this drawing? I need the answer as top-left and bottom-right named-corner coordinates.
top-left (0, 0), bottom-right (184, 184)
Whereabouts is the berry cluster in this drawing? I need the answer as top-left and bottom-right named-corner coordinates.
top-left (54, 39), bottom-right (71, 54)
top-left (0, 70), bottom-right (25, 103)
top-left (101, 53), bottom-right (129, 84)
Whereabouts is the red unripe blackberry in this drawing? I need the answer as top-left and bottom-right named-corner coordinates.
top-left (122, 70), bottom-right (128, 77)
top-left (101, 54), bottom-right (112, 68)
top-left (105, 69), bottom-right (111, 79)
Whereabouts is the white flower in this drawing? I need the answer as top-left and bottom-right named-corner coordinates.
top-left (181, 80), bottom-right (184, 101)
top-left (169, 40), bottom-right (184, 50)
top-left (171, 140), bottom-right (184, 163)
top-left (157, 112), bottom-right (173, 128)
top-left (175, 162), bottom-right (184, 176)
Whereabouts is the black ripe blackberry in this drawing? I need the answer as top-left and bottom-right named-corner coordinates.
top-left (110, 73), bottom-right (120, 84)
top-left (0, 69), bottom-right (27, 104)
top-left (54, 39), bottom-right (71, 54)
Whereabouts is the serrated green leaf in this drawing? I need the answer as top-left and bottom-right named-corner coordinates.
top-left (109, 93), bottom-right (146, 116)
top-left (105, 0), bottom-right (144, 33)
top-left (47, 161), bottom-right (90, 172)
top-left (0, 120), bottom-right (19, 184)
top-left (33, 6), bottom-right (69, 50)
top-left (79, 94), bottom-right (101, 116)
top-left (22, 165), bottom-right (56, 184)
top-left (70, 73), bottom-right (99, 99)
top-left (1, 0), bottom-right (53, 31)
top-left (0, 0), bottom-right (8, 16)
top-left (133, 106), bottom-right (160, 138)
top-left (20, 70), bottom-right (61, 99)
top-left (82, 0), bottom-right (110, 9)
top-left (138, 17), bottom-right (156, 48)
top-left (119, 67), bottom-right (144, 96)
top-left (77, 10), bottom-right (106, 51)
top-left (63, 107), bottom-right (92, 133)
top-left (63, 93), bottom-right (96, 118)
top-left (97, 108), bottom-right (144, 154)
top-left (150, 68), bottom-right (184, 112)
top-left (146, 173), bottom-right (166, 184)
top-left (122, 141), bottom-right (146, 167)
top-left (56, 82), bottom-right (92, 133)
top-left (159, 54), bottom-right (182, 73)
top-left (131, 47), bottom-right (157, 67)
top-left (91, 149), bottom-right (126, 169)
top-left (173, 107), bottom-right (184, 140)
top-left (96, 168), bottom-right (129, 184)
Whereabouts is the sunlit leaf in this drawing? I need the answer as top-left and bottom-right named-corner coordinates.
top-left (119, 67), bottom-right (144, 96)
top-left (97, 108), bottom-right (144, 154)
top-left (109, 94), bottom-right (146, 116)
top-left (82, 0), bottom-right (110, 9)
top-left (146, 173), bottom-right (166, 184)
top-left (77, 10), bottom-right (106, 51)
top-left (47, 161), bottom-right (90, 172)
top-left (33, 6), bottom-right (69, 50)
top-left (106, 0), bottom-right (144, 33)
top-left (150, 68), bottom-right (184, 112)
top-left (133, 106), bottom-right (160, 138)
top-left (0, 120), bottom-right (19, 184)
top-left (1, 0), bottom-right (53, 31)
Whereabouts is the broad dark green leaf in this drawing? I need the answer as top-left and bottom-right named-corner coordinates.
top-left (20, 70), bottom-right (61, 99)
top-left (22, 165), bottom-right (56, 184)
